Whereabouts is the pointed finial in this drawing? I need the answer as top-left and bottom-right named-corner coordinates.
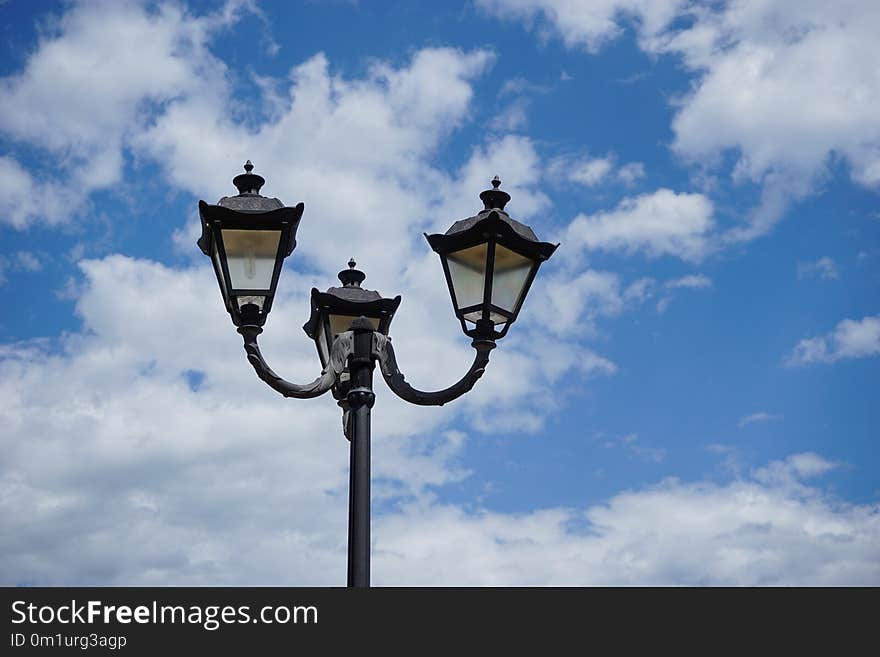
top-left (232, 160), bottom-right (265, 195)
top-left (479, 175), bottom-right (511, 211)
top-left (338, 258), bottom-right (366, 287)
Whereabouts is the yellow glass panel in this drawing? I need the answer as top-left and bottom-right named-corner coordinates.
top-left (328, 314), bottom-right (380, 337)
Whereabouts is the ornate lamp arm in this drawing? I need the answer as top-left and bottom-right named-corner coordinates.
top-left (373, 333), bottom-right (496, 406)
top-left (238, 325), bottom-right (354, 398)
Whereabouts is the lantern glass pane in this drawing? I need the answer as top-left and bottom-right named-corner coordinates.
top-left (221, 229), bottom-right (281, 291)
top-left (447, 243), bottom-right (487, 310)
top-left (463, 309), bottom-right (508, 325)
top-left (491, 244), bottom-right (533, 314)
top-left (316, 317), bottom-right (330, 366)
top-left (236, 295), bottom-right (266, 310)
top-left (329, 314), bottom-right (381, 337)
top-left (212, 242), bottom-right (228, 301)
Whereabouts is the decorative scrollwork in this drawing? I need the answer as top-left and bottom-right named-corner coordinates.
top-left (239, 326), bottom-right (355, 399)
top-left (372, 333), bottom-right (496, 406)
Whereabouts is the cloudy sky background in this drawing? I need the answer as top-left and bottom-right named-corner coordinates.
top-left (1, 0), bottom-right (878, 585)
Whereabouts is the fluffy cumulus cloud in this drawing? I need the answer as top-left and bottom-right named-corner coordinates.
top-left (2, 266), bottom-right (877, 585)
top-left (375, 453), bottom-right (880, 585)
top-left (0, 0), bottom-right (599, 585)
top-left (479, 0), bottom-right (880, 239)
top-left (476, 0), bottom-right (686, 53)
top-left (561, 188), bottom-right (714, 261)
top-left (547, 153), bottom-right (645, 188)
top-left (787, 315), bottom-right (880, 365)
top-left (0, 252), bottom-right (568, 585)
top-left (2, 1), bottom-right (877, 586)
top-left (0, 0), bottom-right (256, 227)
top-left (532, 266), bottom-right (663, 337)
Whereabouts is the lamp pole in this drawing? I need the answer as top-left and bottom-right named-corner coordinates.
top-left (347, 317), bottom-right (375, 587)
top-left (199, 163), bottom-right (558, 587)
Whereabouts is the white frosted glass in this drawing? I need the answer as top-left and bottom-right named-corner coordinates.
top-left (447, 243), bottom-right (487, 309)
top-left (221, 229), bottom-right (281, 291)
top-left (491, 244), bottom-right (533, 314)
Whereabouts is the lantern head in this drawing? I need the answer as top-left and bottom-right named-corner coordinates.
top-left (198, 161), bottom-right (304, 327)
top-left (303, 260), bottom-right (401, 369)
top-left (426, 177), bottom-right (557, 340)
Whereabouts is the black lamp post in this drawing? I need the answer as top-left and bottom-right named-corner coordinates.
top-left (199, 163), bottom-right (558, 587)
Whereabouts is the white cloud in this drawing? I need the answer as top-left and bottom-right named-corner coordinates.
top-left (623, 276), bottom-right (655, 304)
top-left (13, 251), bottom-right (41, 271)
top-left (665, 1), bottom-right (880, 206)
top-left (562, 188), bottom-right (714, 261)
top-left (374, 452), bottom-right (879, 585)
top-left (499, 76), bottom-right (551, 97)
top-left (655, 274), bottom-right (711, 313)
top-left (134, 46), bottom-right (495, 282)
top-left (479, 0), bottom-right (880, 240)
top-left (798, 256), bottom-right (839, 281)
top-left (787, 315), bottom-right (880, 365)
top-left (0, 250), bottom-right (584, 584)
top-left (603, 433), bottom-right (667, 463)
top-left (531, 266), bottom-right (664, 339)
top-left (0, 2), bottom-right (618, 584)
top-left (0, 0), bottom-right (595, 445)
top-left (616, 161), bottom-right (646, 185)
top-left (665, 274), bottom-right (711, 290)
top-left (2, 276), bottom-right (876, 586)
top-left (568, 157), bottom-right (614, 186)
top-left (738, 412), bottom-right (782, 428)
top-left (490, 98), bottom-right (530, 131)
top-left (5, 0), bottom-right (876, 588)
top-left (0, 250), bottom-right (43, 285)
top-left (0, 250), bottom-right (874, 586)
top-left (537, 269), bottom-right (624, 336)
top-left (476, 0), bottom-right (685, 53)
top-left (0, 156), bottom-right (84, 229)
top-left (752, 452), bottom-right (837, 487)
top-left (0, 0), bottom-right (256, 228)
top-left (547, 153), bottom-right (645, 188)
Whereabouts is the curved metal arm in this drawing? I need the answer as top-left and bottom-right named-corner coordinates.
top-left (373, 333), bottom-right (496, 406)
top-left (238, 325), bottom-right (354, 398)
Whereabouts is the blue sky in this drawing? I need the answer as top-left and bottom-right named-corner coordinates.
top-left (1, 0), bottom-right (878, 585)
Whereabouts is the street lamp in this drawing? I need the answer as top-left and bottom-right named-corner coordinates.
top-left (199, 163), bottom-right (558, 587)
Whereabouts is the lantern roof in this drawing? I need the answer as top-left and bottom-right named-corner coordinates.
top-left (216, 160), bottom-right (286, 213)
top-left (324, 259), bottom-right (383, 303)
top-left (302, 260), bottom-right (401, 340)
top-left (444, 176), bottom-right (538, 241)
top-left (197, 160), bottom-right (303, 258)
top-left (425, 177), bottom-right (557, 261)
